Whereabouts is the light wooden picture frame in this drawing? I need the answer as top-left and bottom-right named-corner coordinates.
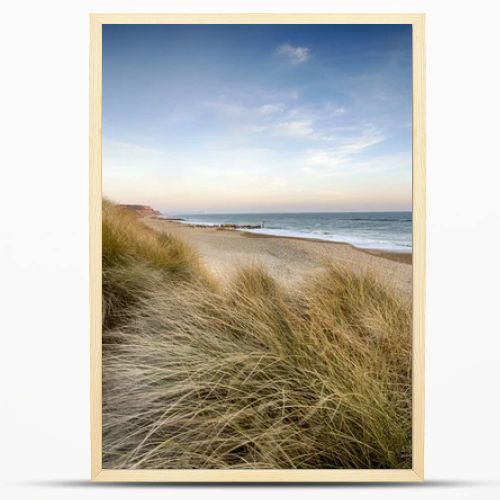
top-left (90, 13), bottom-right (425, 482)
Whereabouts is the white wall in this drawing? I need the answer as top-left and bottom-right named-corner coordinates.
top-left (1, 1), bottom-right (499, 499)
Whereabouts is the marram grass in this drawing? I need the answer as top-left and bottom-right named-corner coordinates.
top-left (102, 200), bottom-right (213, 329)
top-left (102, 201), bottom-right (412, 469)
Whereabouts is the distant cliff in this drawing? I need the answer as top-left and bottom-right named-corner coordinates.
top-left (118, 204), bottom-right (160, 218)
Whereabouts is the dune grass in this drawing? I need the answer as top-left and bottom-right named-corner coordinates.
top-left (102, 200), bottom-right (211, 329)
top-left (102, 201), bottom-right (412, 469)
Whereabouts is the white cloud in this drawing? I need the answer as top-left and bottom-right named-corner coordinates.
top-left (236, 119), bottom-right (315, 138)
top-left (338, 129), bottom-right (385, 155)
top-left (258, 103), bottom-right (285, 115)
top-left (302, 126), bottom-right (387, 174)
top-left (274, 120), bottom-right (314, 137)
top-left (204, 100), bottom-right (287, 121)
top-left (303, 150), bottom-right (410, 180)
top-left (277, 43), bottom-right (311, 65)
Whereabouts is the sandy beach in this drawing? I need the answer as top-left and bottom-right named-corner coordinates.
top-left (143, 217), bottom-right (412, 297)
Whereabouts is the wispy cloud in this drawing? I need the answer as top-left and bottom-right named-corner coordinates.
top-left (274, 120), bottom-right (315, 137)
top-left (303, 150), bottom-right (409, 181)
top-left (258, 103), bottom-right (286, 115)
top-left (203, 100), bottom-right (288, 121)
top-left (337, 127), bottom-right (386, 155)
top-left (277, 43), bottom-right (311, 65)
top-left (302, 126), bottom-right (387, 174)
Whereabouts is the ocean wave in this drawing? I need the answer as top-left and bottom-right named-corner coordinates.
top-left (171, 217), bottom-right (412, 253)
top-left (341, 218), bottom-right (412, 222)
top-left (239, 228), bottom-right (412, 252)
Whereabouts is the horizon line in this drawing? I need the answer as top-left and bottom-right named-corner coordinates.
top-left (159, 209), bottom-right (413, 215)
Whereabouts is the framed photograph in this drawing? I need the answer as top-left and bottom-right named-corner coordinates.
top-left (90, 13), bottom-right (425, 482)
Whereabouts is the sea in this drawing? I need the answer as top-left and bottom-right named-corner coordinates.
top-left (162, 212), bottom-right (412, 253)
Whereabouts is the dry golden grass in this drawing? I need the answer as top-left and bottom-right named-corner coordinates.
top-left (102, 200), bottom-right (212, 329)
top-left (102, 201), bottom-right (412, 469)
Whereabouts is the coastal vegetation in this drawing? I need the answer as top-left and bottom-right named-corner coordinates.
top-left (102, 201), bottom-right (412, 469)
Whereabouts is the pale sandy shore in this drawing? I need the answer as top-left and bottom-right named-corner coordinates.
top-left (143, 218), bottom-right (412, 296)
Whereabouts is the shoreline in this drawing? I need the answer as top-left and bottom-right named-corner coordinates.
top-left (142, 217), bottom-right (412, 296)
top-left (237, 229), bottom-right (412, 265)
top-left (155, 217), bottom-right (412, 265)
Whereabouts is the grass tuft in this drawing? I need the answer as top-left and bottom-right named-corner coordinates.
top-left (102, 200), bottom-right (211, 329)
top-left (102, 204), bottom-right (412, 469)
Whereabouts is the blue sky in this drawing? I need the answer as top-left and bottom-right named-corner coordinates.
top-left (103, 24), bottom-right (412, 213)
